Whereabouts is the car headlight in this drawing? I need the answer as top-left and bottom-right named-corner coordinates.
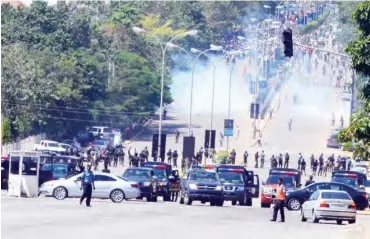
top-left (159, 182), bottom-right (167, 186)
top-left (143, 182), bottom-right (151, 187)
top-left (189, 184), bottom-right (198, 190)
top-left (215, 186), bottom-right (223, 191)
top-left (263, 188), bottom-right (273, 194)
top-left (42, 183), bottom-right (54, 188)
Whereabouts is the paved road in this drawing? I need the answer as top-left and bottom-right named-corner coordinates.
top-left (2, 195), bottom-right (369, 239)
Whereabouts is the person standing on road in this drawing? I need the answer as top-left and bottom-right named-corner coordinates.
top-left (80, 164), bottom-right (95, 207)
top-left (166, 149), bottom-right (172, 165)
top-left (305, 175), bottom-right (315, 186)
top-left (284, 152), bottom-right (290, 168)
top-left (278, 154), bottom-right (283, 168)
top-left (254, 151), bottom-right (259, 168)
top-left (172, 150), bottom-right (178, 168)
top-left (175, 129), bottom-right (180, 143)
top-left (257, 133), bottom-right (262, 147)
top-left (243, 151), bottom-right (248, 166)
top-left (270, 178), bottom-right (286, 223)
top-left (102, 164), bottom-right (110, 173)
top-left (260, 150), bottom-right (265, 168)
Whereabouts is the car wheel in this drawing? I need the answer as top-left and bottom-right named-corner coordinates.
top-left (53, 186), bottom-right (68, 200)
top-left (151, 195), bottom-right (158, 202)
top-left (261, 203), bottom-right (271, 208)
top-left (336, 220), bottom-right (342, 225)
top-left (348, 219), bottom-right (356, 224)
top-left (184, 193), bottom-right (192, 205)
top-left (215, 200), bottom-right (224, 207)
top-left (163, 194), bottom-right (171, 201)
top-left (110, 189), bottom-right (125, 203)
top-left (246, 198), bottom-right (252, 206)
top-left (301, 209), bottom-right (307, 222)
top-left (232, 200), bottom-right (237, 206)
top-left (312, 211), bottom-right (319, 223)
top-left (210, 200), bottom-right (216, 206)
top-left (179, 191), bottom-right (184, 204)
top-left (288, 198), bottom-right (301, 211)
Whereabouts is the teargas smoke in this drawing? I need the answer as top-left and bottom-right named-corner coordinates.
top-left (171, 55), bottom-right (252, 115)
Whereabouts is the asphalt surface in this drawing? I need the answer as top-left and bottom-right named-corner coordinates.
top-left (2, 193), bottom-right (370, 239)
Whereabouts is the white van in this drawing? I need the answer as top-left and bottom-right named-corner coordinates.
top-left (89, 126), bottom-right (111, 137)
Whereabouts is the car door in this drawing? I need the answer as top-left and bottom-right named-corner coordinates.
top-left (304, 191), bottom-right (319, 218)
top-left (68, 174), bottom-right (83, 197)
top-left (252, 174), bottom-right (260, 198)
top-left (93, 174), bottom-right (117, 198)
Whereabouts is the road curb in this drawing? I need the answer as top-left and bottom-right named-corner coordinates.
top-left (357, 209), bottom-right (370, 216)
top-left (123, 119), bottom-right (153, 146)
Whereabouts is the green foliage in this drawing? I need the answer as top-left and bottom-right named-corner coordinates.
top-left (215, 150), bottom-right (229, 164)
top-left (300, 11), bottom-right (330, 35)
top-left (2, 118), bottom-right (12, 144)
top-left (339, 1), bottom-right (370, 160)
top-left (0, 1), bottom-right (269, 141)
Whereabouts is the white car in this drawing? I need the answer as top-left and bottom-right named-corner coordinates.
top-left (39, 172), bottom-right (141, 203)
top-left (301, 190), bottom-right (356, 225)
top-left (351, 166), bottom-right (367, 175)
top-left (34, 140), bottom-right (66, 154)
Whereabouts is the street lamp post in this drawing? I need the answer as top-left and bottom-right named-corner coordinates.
top-left (188, 45), bottom-right (223, 136)
top-left (133, 27), bottom-right (197, 158)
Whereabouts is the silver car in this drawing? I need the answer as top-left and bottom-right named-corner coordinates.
top-left (301, 190), bottom-right (356, 225)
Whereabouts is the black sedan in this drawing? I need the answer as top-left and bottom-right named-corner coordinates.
top-left (286, 182), bottom-right (369, 211)
top-left (122, 167), bottom-right (158, 202)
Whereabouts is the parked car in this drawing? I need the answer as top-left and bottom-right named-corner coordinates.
top-left (39, 172), bottom-right (141, 203)
top-left (89, 126), bottom-right (111, 138)
top-left (122, 167), bottom-right (159, 202)
top-left (286, 182), bottom-right (369, 211)
top-left (301, 190), bottom-right (356, 224)
top-left (326, 132), bottom-right (341, 148)
top-left (34, 140), bottom-right (66, 155)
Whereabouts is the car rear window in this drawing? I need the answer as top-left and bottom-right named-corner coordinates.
top-left (321, 192), bottom-right (352, 200)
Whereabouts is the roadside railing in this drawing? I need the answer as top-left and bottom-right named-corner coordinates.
top-left (1, 133), bottom-right (47, 156)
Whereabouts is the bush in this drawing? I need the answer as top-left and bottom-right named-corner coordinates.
top-left (215, 150), bottom-right (229, 163)
top-left (2, 118), bottom-right (12, 144)
top-left (300, 11), bottom-right (330, 35)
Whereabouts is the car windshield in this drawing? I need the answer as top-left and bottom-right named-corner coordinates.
top-left (332, 177), bottom-right (358, 188)
top-left (41, 164), bottom-right (67, 174)
top-left (90, 128), bottom-right (99, 132)
top-left (266, 176), bottom-right (294, 187)
top-left (153, 168), bottom-right (167, 179)
top-left (189, 171), bottom-right (218, 182)
top-left (321, 192), bottom-right (352, 200)
top-left (48, 143), bottom-right (60, 147)
top-left (218, 172), bottom-right (244, 184)
top-left (123, 169), bottom-right (150, 179)
top-left (103, 128), bottom-right (111, 133)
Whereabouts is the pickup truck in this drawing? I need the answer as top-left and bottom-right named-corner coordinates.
top-left (179, 168), bottom-right (224, 206)
top-left (34, 140), bottom-right (66, 155)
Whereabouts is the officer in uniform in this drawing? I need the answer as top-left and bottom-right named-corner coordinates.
top-left (79, 164), bottom-right (95, 207)
top-left (270, 178), bottom-right (286, 222)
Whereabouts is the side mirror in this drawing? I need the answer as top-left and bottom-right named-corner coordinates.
top-left (261, 181), bottom-right (266, 185)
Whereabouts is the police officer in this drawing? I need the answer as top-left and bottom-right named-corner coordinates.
top-left (102, 164), bottom-right (110, 173)
top-left (270, 178), bottom-right (286, 222)
top-left (260, 150), bottom-right (265, 168)
top-left (243, 151), bottom-right (249, 166)
top-left (300, 158), bottom-right (306, 176)
top-left (312, 159), bottom-right (318, 176)
top-left (305, 175), bottom-right (315, 186)
top-left (284, 152), bottom-right (290, 168)
top-left (254, 151), bottom-right (259, 168)
top-left (79, 164), bottom-right (95, 207)
top-left (166, 149), bottom-right (172, 165)
top-left (278, 154), bottom-right (283, 168)
top-left (172, 150), bottom-right (178, 167)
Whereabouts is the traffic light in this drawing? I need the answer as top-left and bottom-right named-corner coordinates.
top-left (282, 29), bottom-right (293, 57)
top-left (250, 103), bottom-right (260, 119)
top-left (204, 130), bottom-right (216, 149)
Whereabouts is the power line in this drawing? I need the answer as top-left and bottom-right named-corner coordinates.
top-left (3, 100), bottom-right (157, 117)
top-left (4, 103), bottom-right (154, 118)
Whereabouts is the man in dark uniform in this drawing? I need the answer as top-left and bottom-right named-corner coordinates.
top-left (278, 154), bottom-right (283, 168)
top-left (80, 164), bottom-right (95, 207)
top-left (305, 175), bottom-right (315, 186)
top-left (243, 151), bottom-right (249, 166)
top-left (284, 152), bottom-right (290, 168)
top-left (172, 150), bottom-right (178, 167)
top-left (167, 149), bottom-right (172, 165)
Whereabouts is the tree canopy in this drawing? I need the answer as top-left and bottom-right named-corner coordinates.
top-left (1, 0), bottom-right (268, 141)
top-left (339, 1), bottom-right (370, 160)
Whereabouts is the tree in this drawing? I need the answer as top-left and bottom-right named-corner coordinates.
top-left (339, 1), bottom-right (370, 160)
